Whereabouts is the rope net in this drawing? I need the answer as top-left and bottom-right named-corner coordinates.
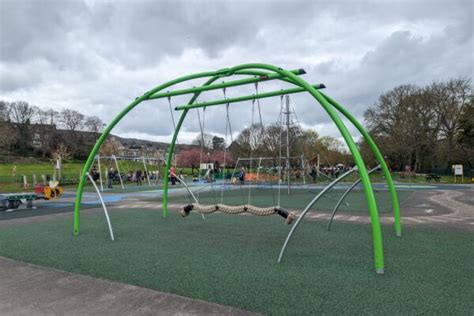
top-left (180, 203), bottom-right (296, 224)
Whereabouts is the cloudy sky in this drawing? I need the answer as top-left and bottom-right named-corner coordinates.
top-left (1, 0), bottom-right (472, 144)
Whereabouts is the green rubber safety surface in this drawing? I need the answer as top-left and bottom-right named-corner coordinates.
top-left (0, 210), bottom-right (472, 314)
top-left (0, 203), bottom-right (98, 221)
top-left (169, 187), bottom-right (414, 213)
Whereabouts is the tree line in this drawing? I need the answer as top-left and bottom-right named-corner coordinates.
top-left (2, 77), bottom-right (471, 173)
top-left (179, 77), bottom-right (472, 173)
top-left (362, 78), bottom-right (473, 171)
top-left (0, 100), bottom-right (104, 159)
top-left (177, 123), bottom-right (352, 172)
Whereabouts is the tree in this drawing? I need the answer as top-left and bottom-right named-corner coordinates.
top-left (60, 109), bottom-right (84, 132)
top-left (317, 136), bottom-right (351, 166)
top-left (432, 78), bottom-right (471, 167)
top-left (60, 109), bottom-right (85, 157)
top-left (208, 150), bottom-right (235, 166)
top-left (33, 107), bottom-right (56, 158)
top-left (8, 101), bottom-right (35, 155)
top-left (176, 148), bottom-right (201, 174)
top-left (45, 109), bottom-right (60, 126)
top-left (85, 116), bottom-right (105, 143)
top-left (212, 135), bottom-right (225, 150)
top-left (192, 132), bottom-right (213, 149)
top-left (0, 101), bottom-right (15, 154)
top-left (457, 100), bottom-right (474, 167)
top-left (9, 101), bottom-right (35, 124)
top-left (51, 143), bottom-right (72, 181)
top-left (99, 137), bottom-right (123, 157)
top-left (365, 78), bottom-right (473, 171)
top-left (85, 116), bottom-right (105, 134)
top-left (0, 100), bottom-right (9, 121)
top-left (52, 143), bottom-right (72, 161)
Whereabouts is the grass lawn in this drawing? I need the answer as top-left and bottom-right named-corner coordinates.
top-left (0, 162), bottom-right (84, 179)
top-left (0, 209), bottom-right (472, 314)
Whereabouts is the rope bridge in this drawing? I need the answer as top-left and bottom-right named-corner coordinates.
top-left (180, 203), bottom-right (296, 224)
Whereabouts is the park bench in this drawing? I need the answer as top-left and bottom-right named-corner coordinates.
top-left (425, 174), bottom-right (441, 182)
top-left (0, 193), bottom-right (37, 211)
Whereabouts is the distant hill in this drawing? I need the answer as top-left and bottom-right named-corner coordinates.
top-left (110, 134), bottom-right (197, 151)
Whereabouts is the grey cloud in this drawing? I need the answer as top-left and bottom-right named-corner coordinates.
top-left (0, 0), bottom-right (472, 142)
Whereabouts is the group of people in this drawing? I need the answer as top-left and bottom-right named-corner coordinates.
top-left (89, 165), bottom-right (161, 189)
top-left (319, 165), bottom-right (350, 179)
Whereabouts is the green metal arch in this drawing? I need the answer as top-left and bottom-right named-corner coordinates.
top-left (160, 63), bottom-right (384, 272)
top-left (73, 66), bottom-right (287, 234)
top-left (73, 63), bottom-right (400, 273)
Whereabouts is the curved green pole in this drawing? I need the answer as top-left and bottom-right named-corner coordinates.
top-left (74, 63), bottom-right (384, 272)
top-left (162, 109), bottom-right (189, 218)
top-left (320, 92), bottom-right (402, 237)
top-left (162, 78), bottom-right (221, 217)
top-left (277, 70), bottom-right (384, 273)
top-left (164, 63), bottom-right (384, 273)
top-left (73, 70), bottom-right (220, 235)
top-left (240, 64), bottom-right (383, 273)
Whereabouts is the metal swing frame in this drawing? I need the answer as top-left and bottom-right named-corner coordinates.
top-left (73, 63), bottom-right (402, 274)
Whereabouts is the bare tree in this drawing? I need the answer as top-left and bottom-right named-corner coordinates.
top-left (99, 137), bottom-right (123, 156)
top-left (191, 132), bottom-right (214, 149)
top-left (60, 109), bottom-right (85, 132)
top-left (85, 116), bottom-right (105, 143)
top-left (365, 78), bottom-right (473, 171)
top-left (0, 100), bottom-right (9, 121)
top-left (457, 100), bottom-right (474, 167)
top-left (60, 109), bottom-right (85, 157)
top-left (32, 107), bottom-right (57, 157)
top-left (45, 109), bottom-right (60, 126)
top-left (8, 101), bottom-right (36, 155)
top-left (85, 116), bottom-right (105, 134)
top-left (9, 101), bottom-right (35, 124)
top-left (0, 101), bottom-right (15, 153)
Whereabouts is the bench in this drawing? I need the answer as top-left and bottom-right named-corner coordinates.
top-left (425, 174), bottom-right (441, 182)
top-left (0, 193), bottom-right (38, 211)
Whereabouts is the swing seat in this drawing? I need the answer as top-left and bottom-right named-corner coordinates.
top-left (180, 203), bottom-right (296, 224)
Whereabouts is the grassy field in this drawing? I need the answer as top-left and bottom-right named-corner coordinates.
top-left (0, 162), bottom-right (84, 179)
top-left (0, 161), bottom-right (470, 194)
top-left (0, 210), bottom-right (472, 314)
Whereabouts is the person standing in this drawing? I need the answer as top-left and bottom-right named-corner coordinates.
top-left (108, 168), bottom-right (114, 188)
top-left (239, 167), bottom-right (246, 185)
top-left (170, 166), bottom-right (177, 185)
top-left (136, 169), bottom-right (142, 185)
top-left (206, 165), bottom-right (214, 182)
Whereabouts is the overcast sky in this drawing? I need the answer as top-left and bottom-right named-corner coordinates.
top-left (1, 0), bottom-right (472, 144)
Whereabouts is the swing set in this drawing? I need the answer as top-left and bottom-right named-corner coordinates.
top-left (74, 63), bottom-right (401, 274)
top-left (93, 155), bottom-right (163, 191)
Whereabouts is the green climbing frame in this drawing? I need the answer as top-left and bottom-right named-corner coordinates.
top-left (73, 63), bottom-right (401, 273)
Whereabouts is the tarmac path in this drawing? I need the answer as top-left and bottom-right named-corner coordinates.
top-left (0, 256), bottom-right (256, 316)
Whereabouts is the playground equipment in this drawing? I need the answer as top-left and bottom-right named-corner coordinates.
top-left (34, 181), bottom-right (64, 200)
top-left (232, 156), bottom-right (308, 185)
top-left (74, 63), bottom-right (401, 274)
top-left (327, 165), bottom-right (381, 231)
top-left (0, 181), bottom-right (64, 212)
top-left (93, 155), bottom-right (164, 191)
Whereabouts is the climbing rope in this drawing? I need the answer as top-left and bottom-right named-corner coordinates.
top-left (220, 87), bottom-right (230, 204)
top-left (180, 203), bottom-right (296, 224)
top-left (277, 95), bottom-right (285, 207)
top-left (168, 96), bottom-right (179, 167)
